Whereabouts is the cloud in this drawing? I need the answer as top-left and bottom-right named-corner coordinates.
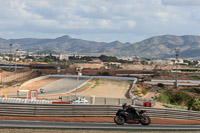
top-left (162, 0), bottom-right (200, 6)
top-left (127, 21), bottom-right (137, 29)
top-left (0, 0), bottom-right (200, 43)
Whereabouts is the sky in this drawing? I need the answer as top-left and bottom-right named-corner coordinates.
top-left (0, 0), bottom-right (200, 43)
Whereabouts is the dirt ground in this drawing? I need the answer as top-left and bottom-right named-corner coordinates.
top-left (78, 79), bottom-right (131, 98)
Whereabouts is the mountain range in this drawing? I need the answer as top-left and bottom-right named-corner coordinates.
top-left (0, 35), bottom-right (200, 59)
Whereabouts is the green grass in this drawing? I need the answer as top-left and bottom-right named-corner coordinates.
top-left (133, 90), bottom-right (142, 96)
top-left (91, 79), bottom-right (100, 88)
top-left (2, 68), bottom-right (15, 72)
top-left (155, 92), bottom-right (171, 104)
top-left (191, 76), bottom-right (200, 80)
top-left (155, 89), bottom-right (192, 106)
top-left (163, 104), bottom-right (188, 110)
top-left (141, 87), bottom-right (151, 95)
top-left (77, 82), bottom-right (91, 91)
top-left (184, 88), bottom-right (200, 94)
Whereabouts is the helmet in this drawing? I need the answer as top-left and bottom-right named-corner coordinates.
top-left (122, 103), bottom-right (128, 109)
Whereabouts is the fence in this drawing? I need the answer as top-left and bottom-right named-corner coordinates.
top-left (0, 103), bottom-right (199, 121)
top-left (61, 95), bottom-right (154, 107)
top-left (0, 98), bottom-right (52, 104)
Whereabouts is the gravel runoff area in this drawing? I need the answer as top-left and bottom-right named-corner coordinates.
top-left (78, 79), bottom-right (131, 98)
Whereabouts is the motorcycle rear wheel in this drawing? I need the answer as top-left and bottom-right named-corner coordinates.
top-left (114, 116), bottom-right (125, 125)
top-left (140, 115), bottom-right (151, 126)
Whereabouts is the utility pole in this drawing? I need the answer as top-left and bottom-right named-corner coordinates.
top-left (9, 44), bottom-right (13, 69)
top-left (75, 67), bottom-right (82, 99)
top-left (174, 48), bottom-right (180, 88)
top-left (15, 49), bottom-right (18, 81)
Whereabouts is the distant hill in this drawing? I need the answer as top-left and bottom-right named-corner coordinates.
top-left (121, 35), bottom-right (200, 58)
top-left (0, 35), bottom-right (200, 59)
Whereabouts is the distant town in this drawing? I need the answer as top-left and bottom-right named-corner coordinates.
top-left (0, 49), bottom-right (199, 69)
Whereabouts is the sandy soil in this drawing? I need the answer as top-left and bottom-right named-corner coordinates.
top-left (0, 85), bottom-right (20, 95)
top-left (70, 63), bottom-right (104, 69)
top-left (122, 64), bottom-right (153, 70)
top-left (78, 79), bottom-right (131, 98)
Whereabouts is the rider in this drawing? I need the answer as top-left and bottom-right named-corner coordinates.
top-left (122, 103), bottom-right (128, 111)
top-left (122, 103), bottom-right (137, 118)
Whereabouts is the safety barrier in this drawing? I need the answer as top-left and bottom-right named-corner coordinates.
top-left (0, 98), bottom-right (52, 104)
top-left (0, 103), bottom-right (199, 121)
top-left (151, 79), bottom-right (200, 84)
top-left (61, 95), bottom-right (154, 107)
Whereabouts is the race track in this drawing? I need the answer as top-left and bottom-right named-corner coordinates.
top-left (39, 77), bottom-right (90, 95)
top-left (0, 120), bottom-right (199, 131)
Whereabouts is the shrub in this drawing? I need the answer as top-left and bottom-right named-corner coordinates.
top-left (101, 72), bottom-right (110, 76)
top-left (157, 83), bottom-right (164, 88)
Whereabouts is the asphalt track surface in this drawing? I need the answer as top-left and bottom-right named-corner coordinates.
top-left (39, 77), bottom-right (90, 95)
top-left (0, 120), bottom-right (200, 131)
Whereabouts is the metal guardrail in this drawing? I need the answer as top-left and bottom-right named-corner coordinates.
top-left (0, 98), bottom-right (52, 104)
top-left (151, 79), bottom-right (200, 84)
top-left (0, 103), bottom-right (199, 121)
top-left (49, 75), bottom-right (137, 81)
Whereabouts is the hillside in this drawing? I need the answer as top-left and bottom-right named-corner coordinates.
top-left (121, 35), bottom-right (200, 58)
top-left (0, 35), bottom-right (200, 59)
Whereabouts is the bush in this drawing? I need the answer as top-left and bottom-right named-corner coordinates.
top-left (184, 88), bottom-right (200, 94)
top-left (142, 87), bottom-right (151, 95)
top-left (155, 90), bottom-right (172, 104)
top-left (97, 72), bottom-right (110, 76)
top-left (157, 83), bottom-right (164, 88)
top-left (155, 90), bottom-right (192, 106)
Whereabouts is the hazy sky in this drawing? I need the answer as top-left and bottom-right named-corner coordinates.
top-left (0, 0), bottom-right (200, 43)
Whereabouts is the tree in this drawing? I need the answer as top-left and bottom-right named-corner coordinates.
top-left (188, 98), bottom-right (200, 111)
top-left (184, 60), bottom-right (199, 66)
top-left (99, 55), bottom-right (118, 62)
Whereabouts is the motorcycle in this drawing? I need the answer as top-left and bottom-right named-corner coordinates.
top-left (114, 104), bottom-right (151, 126)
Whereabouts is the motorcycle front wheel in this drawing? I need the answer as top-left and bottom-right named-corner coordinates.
top-left (114, 116), bottom-right (125, 125)
top-left (140, 115), bottom-right (151, 126)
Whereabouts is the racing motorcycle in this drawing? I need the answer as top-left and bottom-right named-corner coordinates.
top-left (114, 103), bottom-right (151, 125)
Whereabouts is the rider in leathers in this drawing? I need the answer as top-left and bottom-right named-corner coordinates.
top-left (122, 103), bottom-right (137, 120)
